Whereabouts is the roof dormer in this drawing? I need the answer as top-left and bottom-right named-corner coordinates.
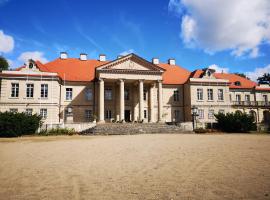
top-left (201, 68), bottom-right (215, 78)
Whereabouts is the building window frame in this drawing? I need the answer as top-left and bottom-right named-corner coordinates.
top-left (25, 108), bottom-right (33, 116)
top-left (41, 84), bottom-right (48, 98)
top-left (105, 88), bottom-right (112, 100)
top-left (85, 109), bottom-right (92, 121)
top-left (197, 88), bottom-right (203, 101)
top-left (66, 88), bottom-right (73, 100)
top-left (218, 89), bottom-right (224, 101)
top-left (173, 90), bottom-right (180, 101)
top-left (85, 88), bottom-right (92, 101)
top-left (10, 108), bottom-right (18, 113)
top-left (236, 94), bottom-right (241, 102)
top-left (198, 109), bottom-right (204, 119)
top-left (207, 89), bottom-right (213, 101)
top-left (143, 89), bottom-right (147, 101)
top-left (11, 83), bottom-right (19, 98)
top-left (208, 109), bottom-right (214, 119)
top-left (26, 83), bottom-right (34, 98)
top-left (124, 89), bottom-right (130, 101)
top-left (40, 108), bottom-right (47, 119)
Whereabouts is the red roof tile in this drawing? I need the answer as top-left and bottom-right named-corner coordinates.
top-left (39, 58), bottom-right (108, 81)
top-left (158, 63), bottom-right (191, 84)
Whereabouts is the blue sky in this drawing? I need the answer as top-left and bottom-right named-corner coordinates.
top-left (0, 0), bottom-right (269, 80)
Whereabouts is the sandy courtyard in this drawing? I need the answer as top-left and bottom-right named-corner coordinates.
top-left (0, 134), bottom-right (270, 200)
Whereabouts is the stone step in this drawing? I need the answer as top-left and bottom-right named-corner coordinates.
top-left (81, 123), bottom-right (192, 135)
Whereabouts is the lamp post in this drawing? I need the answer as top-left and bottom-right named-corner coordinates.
top-left (191, 106), bottom-right (198, 130)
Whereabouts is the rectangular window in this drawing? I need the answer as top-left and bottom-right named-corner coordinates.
top-left (229, 94), bottom-right (232, 101)
top-left (236, 94), bottom-right (241, 102)
top-left (263, 95), bottom-right (268, 102)
top-left (198, 109), bottom-right (204, 119)
top-left (25, 108), bottom-right (33, 116)
top-left (85, 110), bottom-right (92, 120)
top-left (105, 89), bottom-right (112, 100)
top-left (11, 83), bottom-right (19, 97)
top-left (245, 95), bottom-right (250, 102)
top-left (208, 109), bottom-right (214, 119)
top-left (144, 110), bottom-right (147, 118)
top-left (26, 84), bottom-right (34, 98)
top-left (10, 108), bottom-right (18, 113)
top-left (218, 89), bottom-right (224, 101)
top-left (124, 89), bottom-right (129, 101)
top-left (66, 88), bottom-right (73, 100)
top-left (40, 108), bottom-right (47, 119)
top-left (197, 88), bottom-right (203, 100)
top-left (174, 110), bottom-right (180, 121)
top-left (143, 89), bottom-right (147, 101)
top-left (173, 90), bottom-right (180, 101)
top-left (85, 88), bottom-right (92, 101)
top-left (105, 110), bottom-right (112, 119)
top-left (207, 89), bottom-right (213, 101)
top-left (41, 84), bottom-right (48, 98)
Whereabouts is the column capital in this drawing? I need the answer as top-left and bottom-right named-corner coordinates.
top-left (98, 78), bottom-right (104, 82)
top-left (157, 79), bottom-right (162, 83)
top-left (138, 79), bottom-right (144, 83)
top-left (119, 79), bottom-right (125, 82)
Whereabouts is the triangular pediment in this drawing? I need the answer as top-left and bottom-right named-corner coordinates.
top-left (96, 53), bottom-right (165, 72)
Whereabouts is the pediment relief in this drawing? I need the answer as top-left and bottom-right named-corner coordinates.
top-left (96, 54), bottom-right (164, 72)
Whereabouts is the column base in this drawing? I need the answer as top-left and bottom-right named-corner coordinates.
top-left (158, 119), bottom-right (165, 124)
top-left (97, 120), bottom-right (105, 124)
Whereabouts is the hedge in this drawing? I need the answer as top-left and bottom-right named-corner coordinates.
top-left (0, 111), bottom-right (42, 137)
top-left (215, 112), bottom-right (256, 133)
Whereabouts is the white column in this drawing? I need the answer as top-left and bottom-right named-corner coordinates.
top-left (119, 79), bottom-right (125, 121)
top-left (98, 78), bottom-right (105, 123)
top-left (149, 83), bottom-right (154, 122)
top-left (139, 80), bottom-right (144, 121)
top-left (158, 80), bottom-right (164, 122)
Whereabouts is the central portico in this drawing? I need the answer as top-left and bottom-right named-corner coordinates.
top-left (96, 54), bottom-right (165, 123)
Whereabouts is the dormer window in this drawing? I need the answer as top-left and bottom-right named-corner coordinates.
top-left (207, 70), bottom-right (211, 77)
top-left (29, 63), bottom-right (34, 69)
top-left (235, 81), bottom-right (241, 86)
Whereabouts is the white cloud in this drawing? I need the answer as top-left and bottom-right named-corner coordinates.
top-left (120, 49), bottom-right (135, 56)
top-left (169, 0), bottom-right (270, 58)
top-left (208, 64), bottom-right (229, 73)
top-left (246, 64), bottom-right (270, 81)
top-left (18, 51), bottom-right (48, 64)
top-left (0, 30), bottom-right (14, 53)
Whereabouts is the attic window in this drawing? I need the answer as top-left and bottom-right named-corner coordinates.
top-left (235, 81), bottom-right (241, 86)
top-left (29, 63), bottom-right (34, 69)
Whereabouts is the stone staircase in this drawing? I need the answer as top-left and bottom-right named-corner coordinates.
top-left (81, 123), bottom-right (192, 135)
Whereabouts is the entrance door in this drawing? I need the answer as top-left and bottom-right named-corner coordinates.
top-left (125, 110), bottom-right (131, 122)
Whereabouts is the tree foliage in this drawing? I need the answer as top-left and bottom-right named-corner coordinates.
top-left (0, 56), bottom-right (9, 71)
top-left (0, 111), bottom-right (42, 137)
top-left (215, 112), bottom-right (256, 133)
top-left (257, 73), bottom-right (270, 84)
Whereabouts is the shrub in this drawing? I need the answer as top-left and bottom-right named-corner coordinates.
top-left (0, 111), bottom-right (42, 137)
top-left (194, 128), bottom-right (208, 134)
top-left (37, 127), bottom-right (76, 136)
top-left (215, 112), bottom-right (256, 133)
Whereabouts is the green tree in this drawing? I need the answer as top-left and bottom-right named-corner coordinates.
top-left (257, 73), bottom-right (270, 84)
top-left (0, 56), bottom-right (9, 71)
top-left (215, 112), bottom-right (256, 133)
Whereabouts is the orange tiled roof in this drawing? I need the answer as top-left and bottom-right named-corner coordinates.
top-left (190, 69), bottom-right (257, 89)
top-left (158, 63), bottom-right (191, 84)
top-left (215, 73), bottom-right (257, 89)
top-left (38, 58), bottom-right (108, 81)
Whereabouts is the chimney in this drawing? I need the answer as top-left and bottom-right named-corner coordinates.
top-left (168, 58), bottom-right (176, 65)
top-left (80, 53), bottom-right (87, 61)
top-left (60, 52), bottom-right (68, 59)
top-left (99, 54), bottom-right (106, 61)
top-left (152, 58), bottom-right (159, 65)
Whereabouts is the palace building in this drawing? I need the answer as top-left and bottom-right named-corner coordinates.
top-left (0, 52), bottom-right (269, 130)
